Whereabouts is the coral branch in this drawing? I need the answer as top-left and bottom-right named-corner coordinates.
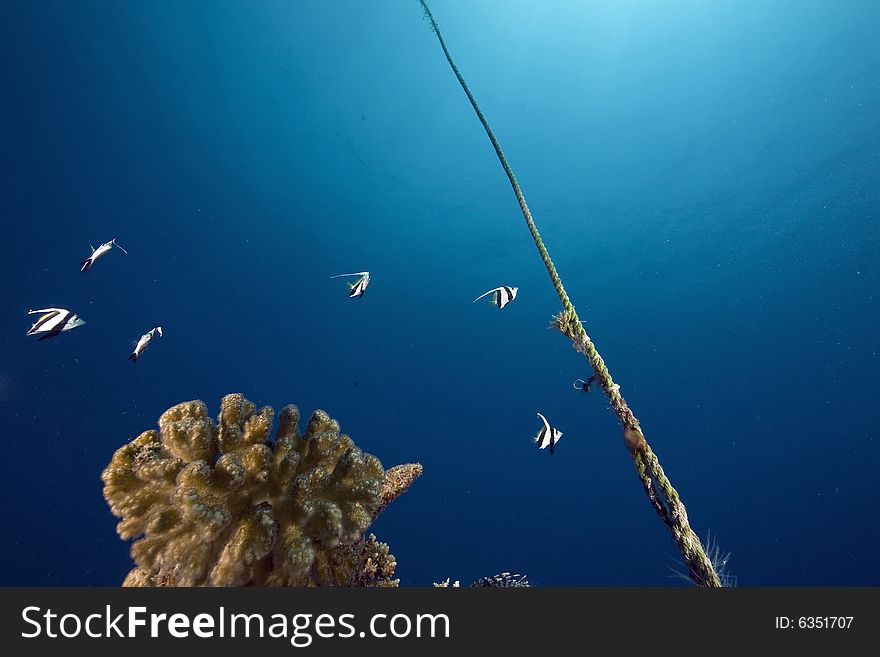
top-left (375, 463), bottom-right (423, 521)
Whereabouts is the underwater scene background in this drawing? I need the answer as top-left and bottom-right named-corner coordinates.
top-left (1, 0), bottom-right (878, 586)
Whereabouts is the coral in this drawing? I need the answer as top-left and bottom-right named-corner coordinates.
top-left (353, 534), bottom-right (399, 587)
top-left (433, 572), bottom-right (530, 588)
top-left (376, 463), bottom-right (422, 519)
top-left (433, 578), bottom-right (460, 588)
top-left (470, 572), bottom-right (530, 587)
top-left (101, 393), bottom-right (420, 586)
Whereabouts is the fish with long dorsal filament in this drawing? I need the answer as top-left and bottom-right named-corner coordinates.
top-left (129, 326), bottom-right (163, 363)
top-left (26, 308), bottom-right (86, 341)
top-left (534, 412), bottom-right (562, 455)
top-left (474, 285), bottom-right (518, 309)
top-left (330, 271), bottom-right (370, 298)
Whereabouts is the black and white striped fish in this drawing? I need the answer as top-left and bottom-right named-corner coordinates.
top-left (330, 271), bottom-right (370, 298)
top-left (473, 285), bottom-right (518, 309)
top-left (129, 326), bottom-right (163, 363)
top-left (26, 308), bottom-right (86, 341)
top-left (80, 238), bottom-right (128, 272)
top-left (534, 412), bottom-right (562, 455)
top-left (470, 572), bottom-right (531, 587)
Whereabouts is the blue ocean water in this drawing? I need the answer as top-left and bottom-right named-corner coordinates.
top-left (1, 0), bottom-right (877, 586)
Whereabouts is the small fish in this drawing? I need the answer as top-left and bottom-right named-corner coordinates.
top-left (473, 285), bottom-right (518, 309)
top-left (573, 375), bottom-right (597, 393)
top-left (470, 572), bottom-right (531, 587)
top-left (80, 238), bottom-right (129, 272)
top-left (534, 412), bottom-right (562, 455)
top-left (129, 326), bottom-right (163, 363)
top-left (330, 271), bottom-right (370, 298)
top-left (26, 308), bottom-right (86, 341)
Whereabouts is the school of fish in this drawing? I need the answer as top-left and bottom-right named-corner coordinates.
top-left (30, 243), bottom-right (565, 453)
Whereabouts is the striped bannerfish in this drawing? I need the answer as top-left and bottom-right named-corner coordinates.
top-left (330, 271), bottom-right (370, 298)
top-left (473, 285), bottom-right (518, 309)
top-left (26, 308), bottom-right (86, 341)
top-left (534, 412), bottom-right (562, 455)
top-left (80, 238), bottom-right (128, 272)
top-left (470, 572), bottom-right (531, 587)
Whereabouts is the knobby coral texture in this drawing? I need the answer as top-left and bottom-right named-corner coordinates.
top-left (101, 393), bottom-right (421, 586)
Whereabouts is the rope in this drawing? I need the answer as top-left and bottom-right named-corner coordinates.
top-left (418, 0), bottom-right (722, 587)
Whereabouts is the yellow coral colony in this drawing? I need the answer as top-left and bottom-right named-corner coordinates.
top-left (101, 393), bottom-right (421, 587)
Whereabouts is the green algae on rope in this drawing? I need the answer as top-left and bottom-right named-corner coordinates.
top-left (418, 0), bottom-right (723, 587)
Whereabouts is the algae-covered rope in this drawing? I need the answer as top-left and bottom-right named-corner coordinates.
top-left (418, 0), bottom-right (722, 587)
